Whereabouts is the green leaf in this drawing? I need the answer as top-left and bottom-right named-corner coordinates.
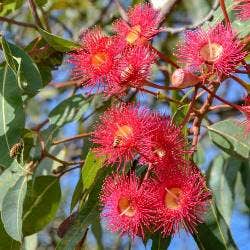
top-left (0, 167), bottom-right (23, 211)
top-left (0, 218), bottom-right (20, 250)
top-left (1, 176), bottom-right (27, 242)
top-left (38, 28), bottom-right (80, 52)
top-left (240, 160), bottom-right (250, 209)
top-left (193, 201), bottom-right (238, 250)
top-left (0, 66), bottom-right (25, 168)
top-left (208, 119), bottom-right (250, 160)
top-left (22, 176), bottom-right (61, 236)
top-left (151, 233), bottom-right (171, 250)
top-left (81, 150), bottom-right (106, 190)
top-left (1, 36), bottom-right (18, 73)
top-left (56, 167), bottom-right (111, 250)
top-left (207, 155), bottom-right (241, 226)
top-left (48, 95), bottom-right (89, 127)
top-left (70, 177), bottom-right (83, 212)
top-left (1, 37), bottom-right (43, 96)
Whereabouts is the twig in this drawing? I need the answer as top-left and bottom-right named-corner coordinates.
top-left (31, 118), bottom-right (49, 131)
top-left (230, 74), bottom-right (250, 92)
top-left (149, 44), bottom-right (179, 68)
top-left (0, 16), bottom-right (37, 29)
top-left (180, 86), bottom-right (199, 128)
top-left (52, 132), bottom-right (92, 145)
top-left (161, 0), bottom-right (219, 34)
top-left (58, 165), bottom-right (81, 177)
top-left (191, 83), bottom-right (219, 152)
top-left (48, 80), bottom-right (82, 88)
top-left (114, 0), bottom-right (128, 22)
top-left (219, 0), bottom-right (231, 26)
top-left (28, 0), bottom-right (44, 28)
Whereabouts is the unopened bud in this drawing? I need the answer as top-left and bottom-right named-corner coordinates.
top-left (171, 69), bottom-right (200, 89)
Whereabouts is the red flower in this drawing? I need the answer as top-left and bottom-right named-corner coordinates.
top-left (100, 173), bottom-right (157, 238)
top-left (153, 165), bottom-right (211, 236)
top-left (234, 0), bottom-right (250, 20)
top-left (176, 23), bottom-right (246, 77)
top-left (68, 27), bottom-right (118, 91)
top-left (92, 104), bottom-right (155, 165)
top-left (140, 115), bottom-right (189, 175)
top-left (106, 46), bottom-right (156, 96)
top-left (113, 3), bottom-right (161, 47)
top-left (238, 95), bottom-right (250, 133)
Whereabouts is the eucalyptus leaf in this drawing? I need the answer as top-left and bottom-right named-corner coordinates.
top-left (49, 95), bottom-right (89, 127)
top-left (207, 155), bottom-right (241, 226)
top-left (0, 218), bottom-right (20, 250)
top-left (1, 176), bottom-right (27, 242)
top-left (193, 201), bottom-right (238, 250)
top-left (81, 150), bottom-right (106, 190)
top-left (208, 119), bottom-right (250, 159)
top-left (38, 28), bottom-right (80, 52)
top-left (56, 167), bottom-right (111, 250)
top-left (0, 66), bottom-right (25, 168)
top-left (23, 176), bottom-right (61, 236)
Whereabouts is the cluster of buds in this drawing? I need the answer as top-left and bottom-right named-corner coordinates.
top-left (68, 1), bottom-right (250, 240)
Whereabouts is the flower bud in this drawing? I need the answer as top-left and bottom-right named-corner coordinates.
top-left (171, 68), bottom-right (200, 88)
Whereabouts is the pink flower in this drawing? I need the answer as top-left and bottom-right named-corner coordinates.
top-left (176, 23), bottom-right (246, 77)
top-left (113, 3), bottom-right (161, 47)
top-left (234, 0), bottom-right (250, 20)
top-left (100, 173), bottom-right (157, 238)
top-left (140, 115), bottom-right (189, 175)
top-left (68, 27), bottom-right (118, 91)
top-left (153, 165), bottom-right (211, 236)
top-left (92, 104), bottom-right (155, 166)
top-left (238, 95), bottom-right (250, 133)
top-left (106, 46), bottom-right (156, 96)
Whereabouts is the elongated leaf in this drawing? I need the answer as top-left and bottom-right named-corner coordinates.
top-left (1, 176), bottom-right (27, 242)
top-left (0, 218), bottom-right (20, 250)
top-left (193, 201), bottom-right (238, 250)
top-left (208, 155), bottom-right (241, 226)
top-left (70, 177), bottom-right (83, 212)
top-left (49, 95), bottom-right (89, 127)
top-left (0, 66), bottom-right (25, 168)
top-left (208, 119), bottom-right (250, 160)
top-left (1, 37), bottom-right (43, 96)
top-left (151, 233), bottom-right (171, 250)
top-left (23, 176), bottom-right (61, 236)
top-left (82, 150), bottom-right (106, 190)
top-left (0, 167), bottom-right (23, 211)
top-left (56, 168), bottom-right (111, 250)
top-left (38, 28), bottom-right (80, 52)
top-left (240, 160), bottom-right (250, 209)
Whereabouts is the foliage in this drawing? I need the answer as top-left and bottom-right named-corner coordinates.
top-left (0, 0), bottom-right (249, 249)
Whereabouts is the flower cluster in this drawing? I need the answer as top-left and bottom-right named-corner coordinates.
top-left (69, 3), bottom-right (161, 96)
top-left (68, 1), bottom-right (249, 242)
top-left (93, 105), bottom-right (211, 238)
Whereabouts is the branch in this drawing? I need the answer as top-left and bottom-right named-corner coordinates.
top-left (28, 0), bottom-right (44, 28)
top-left (161, 0), bottom-right (219, 34)
top-left (0, 16), bottom-right (37, 29)
top-left (52, 132), bottom-right (92, 145)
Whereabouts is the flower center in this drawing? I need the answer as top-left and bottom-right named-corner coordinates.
top-left (113, 125), bottom-right (133, 147)
top-left (200, 43), bottom-right (223, 63)
top-left (154, 148), bottom-right (166, 158)
top-left (118, 197), bottom-right (136, 217)
top-left (164, 187), bottom-right (183, 210)
top-left (126, 25), bottom-right (141, 44)
top-left (91, 52), bottom-right (108, 68)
